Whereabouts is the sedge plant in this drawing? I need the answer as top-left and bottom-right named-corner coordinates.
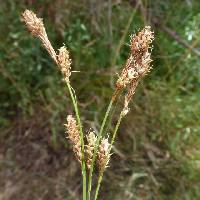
top-left (21, 9), bottom-right (154, 200)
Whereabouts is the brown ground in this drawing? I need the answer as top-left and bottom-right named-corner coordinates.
top-left (0, 107), bottom-right (177, 200)
top-left (0, 110), bottom-right (83, 200)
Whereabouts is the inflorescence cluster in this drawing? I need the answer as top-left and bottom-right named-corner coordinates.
top-left (22, 9), bottom-right (154, 176)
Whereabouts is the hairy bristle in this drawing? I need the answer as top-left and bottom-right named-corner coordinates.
top-left (65, 115), bottom-right (82, 163)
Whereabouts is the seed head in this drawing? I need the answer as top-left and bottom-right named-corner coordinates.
top-left (85, 131), bottom-right (97, 169)
top-left (97, 137), bottom-right (111, 173)
top-left (116, 26), bottom-right (154, 90)
top-left (116, 26), bottom-right (154, 112)
top-left (57, 46), bottom-right (71, 83)
top-left (21, 9), bottom-right (45, 36)
top-left (130, 26), bottom-right (154, 57)
top-left (122, 80), bottom-right (139, 116)
top-left (116, 55), bottom-right (137, 89)
top-left (21, 9), bottom-right (57, 63)
top-left (65, 115), bottom-right (82, 163)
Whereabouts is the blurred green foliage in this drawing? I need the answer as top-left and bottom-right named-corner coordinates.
top-left (0, 0), bottom-right (200, 199)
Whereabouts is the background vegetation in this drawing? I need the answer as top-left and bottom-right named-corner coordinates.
top-left (0, 0), bottom-right (200, 199)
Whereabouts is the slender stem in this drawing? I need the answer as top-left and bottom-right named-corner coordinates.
top-left (94, 173), bottom-right (103, 200)
top-left (94, 112), bottom-right (124, 200)
top-left (110, 112), bottom-right (124, 148)
top-left (87, 91), bottom-right (118, 200)
top-left (67, 83), bottom-right (87, 200)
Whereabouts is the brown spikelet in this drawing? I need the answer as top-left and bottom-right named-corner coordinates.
top-left (85, 131), bottom-right (97, 169)
top-left (97, 137), bottom-right (111, 173)
top-left (116, 26), bottom-right (154, 91)
top-left (116, 55), bottom-right (137, 90)
top-left (130, 26), bottom-right (154, 58)
top-left (21, 9), bottom-right (44, 36)
top-left (57, 46), bottom-right (71, 83)
top-left (122, 80), bottom-right (139, 116)
top-left (116, 26), bottom-right (154, 115)
top-left (65, 115), bottom-right (82, 163)
top-left (21, 10), bottom-right (57, 63)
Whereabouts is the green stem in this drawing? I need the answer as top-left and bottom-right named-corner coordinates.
top-left (94, 112), bottom-right (124, 200)
top-left (87, 93), bottom-right (116, 200)
top-left (94, 173), bottom-right (103, 200)
top-left (110, 112), bottom-right (124, 148)
top-left (67, 83), bottom-right (87, 200)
